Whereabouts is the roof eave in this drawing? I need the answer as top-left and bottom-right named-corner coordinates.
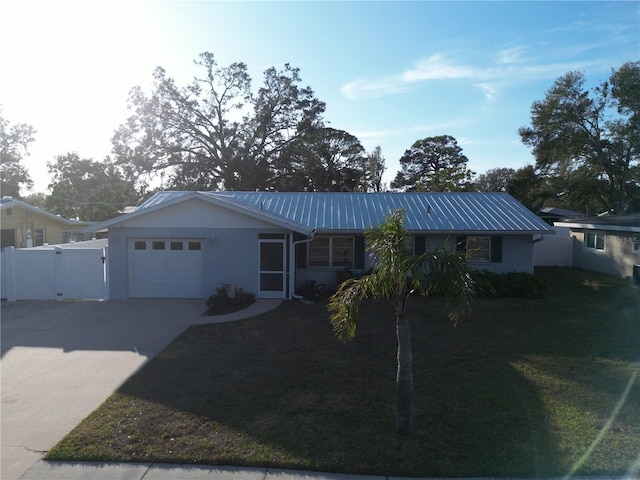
top-left (82, 191), bottom-right (313, 235)
top-left (555, 221), bottom-right (640, 233)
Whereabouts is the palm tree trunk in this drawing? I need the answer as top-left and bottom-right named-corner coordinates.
top-left (395, 297), bottom-right (415, 435)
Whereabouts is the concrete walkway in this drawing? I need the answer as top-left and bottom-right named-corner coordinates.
top-left (21, 462), bottom-right (385, 480)
top-left (194, 299), bottom-right (283, 325)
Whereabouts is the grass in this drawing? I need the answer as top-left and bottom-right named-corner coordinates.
top-left (47, 267), bottom-right (640, 477)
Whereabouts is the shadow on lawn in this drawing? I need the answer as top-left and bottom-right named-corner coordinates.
top-left (54, 268), bottom-right (639, 477)
top-left (111, 298), bottom-right (565, 477)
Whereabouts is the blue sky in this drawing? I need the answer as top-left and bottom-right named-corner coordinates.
top-left (1, 1), bottom-right (638, 193)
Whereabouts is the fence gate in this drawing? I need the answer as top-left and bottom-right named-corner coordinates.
top-left (1, 246), bottom-right (108, 301)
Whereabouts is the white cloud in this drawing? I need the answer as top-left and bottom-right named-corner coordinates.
top-left (340, 77), bottom-right (408, 100)
top-left (475, 83), bottom-right (498, 101)
top-left (400, 54), bottom-right (476, 82)
top-left (340, 46), bottom-right (613, 102)
top-left (341, 54), bottom-right (479, 100)
top-left (497, 46), bottom-right (528, 64)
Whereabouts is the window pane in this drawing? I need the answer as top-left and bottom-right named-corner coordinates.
top-left (595, 234), bottom-right (605, 250)
top-left (467, 237), bottom-right (491, 261)
top-left (586, 233), bottom-right (595, 249)
top-left (188, 241), bottom-right (201, 251)
top-left (152, 241), bottom-right (165, 250)
top-left (170, 241), bottom-right (183, 250)
top-left (134, 241), bottom-right (146, 250)
top-left (308, 237), bottom-right (330, 266)
top-left (331, 237), bottom-right (354, 267)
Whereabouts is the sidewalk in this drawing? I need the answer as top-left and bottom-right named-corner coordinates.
top-left (194, 299), bottom-right (283, 324)
top-left (20, 460), bottom-right (637, 480)
top-left (21, 462), bottom-right (385, 480)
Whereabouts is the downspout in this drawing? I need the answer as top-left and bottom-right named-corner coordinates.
top-left (531, 234), bottom-right (545, 273)
top-left (290, 228), bottom-right (316, 300)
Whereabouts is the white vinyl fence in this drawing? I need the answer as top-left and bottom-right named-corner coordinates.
top-left (1, 246), bottom-right (109, 301)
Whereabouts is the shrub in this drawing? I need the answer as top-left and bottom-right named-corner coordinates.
top-left (205, 285), bottom-right (256, 315)
top-left (470, 270), bottom-right (546, 298)
top-left (336, 267), bottom-right (357, 284)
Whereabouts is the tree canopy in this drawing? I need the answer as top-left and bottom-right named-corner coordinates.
top-left (365, 145), bottom-right (386, 192)
top-left (0, 109), bottom-right (36, 198)
top-left (112, 52), bottom-right (328, 192)
top-left (391, 135), bottom-right (474, 192)
top-left (519, 61), bottom-right (640, 214)
top-left (272, 127), bottom-right (367, 191)
top-left (474, 167), bottom-right (516, 193)
top-left (46, 153), bottom-right (140, 221)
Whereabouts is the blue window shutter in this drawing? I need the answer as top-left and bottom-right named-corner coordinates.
top-left (414, 235), bottom-right (426, 256)
top-left (354, 235), bottom-right (365, 269)
top-left (491, 236), bottom-right (503, 262)
top-left (456, 236), bottom-right (467, 253)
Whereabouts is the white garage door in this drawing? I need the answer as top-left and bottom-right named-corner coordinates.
top-left (129, 239), bottom-right (205, 298)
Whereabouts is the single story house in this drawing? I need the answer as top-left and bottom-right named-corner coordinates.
top-left (555, 213), bottom-right (640, 278)
top-left (83, 191), bottom-right (555, 300)
top-left (537, 207), bottom-right (586, 225)
top-left (1, 197), bottom-right (93, 248)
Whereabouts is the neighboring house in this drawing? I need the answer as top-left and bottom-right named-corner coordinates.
top-left (1, 197), bottom-right (93, 248)
top-left (83, 191), bottom-right (555, 300)
top-left (537, 207), bottom-right (586, 226)
top-left (555, 213), bottom-right (640, 278)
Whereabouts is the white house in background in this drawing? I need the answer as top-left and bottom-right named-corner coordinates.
top-left (83, 191), bottom-right (556, 300)
top-left (555, 213), bottom-right (640, 278)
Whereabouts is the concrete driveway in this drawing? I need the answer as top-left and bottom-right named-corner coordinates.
top-left (1, 299), bottom-right (207, 480)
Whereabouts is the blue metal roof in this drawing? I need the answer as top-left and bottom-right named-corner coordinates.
top-left (139, 191), bottom-right (554, 234)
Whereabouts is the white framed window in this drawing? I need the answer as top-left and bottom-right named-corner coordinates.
top-left (308, 236), bottom-right (354, 267)
top-left (467, 236), bottom-right (491, 262)
top-left (585, 232), bottom-right (605, 251)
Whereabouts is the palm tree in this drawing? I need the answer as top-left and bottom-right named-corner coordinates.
top-left (327, 210), bottom-right (475, 435)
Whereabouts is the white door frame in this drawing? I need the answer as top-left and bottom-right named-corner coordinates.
top-left (258, 238), bottom-right (286, 298)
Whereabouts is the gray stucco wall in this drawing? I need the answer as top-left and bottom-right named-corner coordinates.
top-left (572, 230), bottom-right (640, 277)
top-left (108, 226), bottom-right (287, 300)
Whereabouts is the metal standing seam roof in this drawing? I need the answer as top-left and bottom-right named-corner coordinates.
top-left (138, 191), bottom-right (555, 234)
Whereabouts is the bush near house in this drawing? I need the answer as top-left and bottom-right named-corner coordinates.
top-left (471, 269), bottom-right (546, 298)
top-left (205, 285), bottom-right (255, 315)
top-left (332, 268), bottom-right (545, 299)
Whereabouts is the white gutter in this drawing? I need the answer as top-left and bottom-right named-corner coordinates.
top-left (290, 229), bottom-right (316, 300)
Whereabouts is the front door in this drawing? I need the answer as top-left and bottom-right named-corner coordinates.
top-left (259, 239), bottom-right (286, 298)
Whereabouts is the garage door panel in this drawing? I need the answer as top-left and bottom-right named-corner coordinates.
top-left (129, 239), bottom-right (205, 298)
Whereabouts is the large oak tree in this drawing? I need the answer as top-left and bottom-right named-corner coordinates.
top-left (0, 109), bottom-right (36, 198)
top-left (46, 153), bottom-right (139, 221)
top-left (112, 52), bottom-right (326, 191)
top-left (272, 127), bottom-right (367, 191)
top-left (519, 61), bottom-right (640, 214)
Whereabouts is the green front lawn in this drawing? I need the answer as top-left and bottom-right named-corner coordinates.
top-left (47, 267), bottom-right (640, 477)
